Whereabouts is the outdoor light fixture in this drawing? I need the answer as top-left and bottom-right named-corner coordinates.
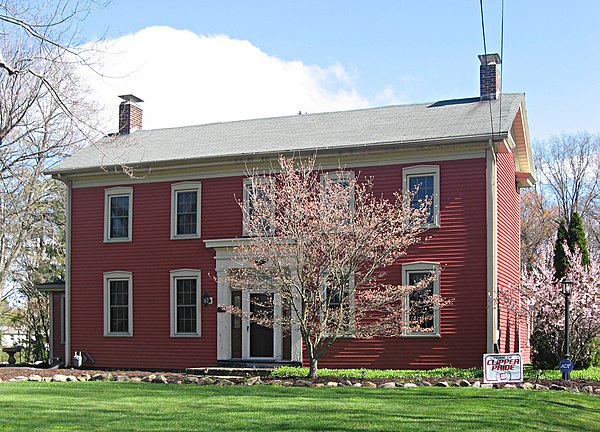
top-left (561, 275), bottom-right (574, 380)
top-left (202, 293), bottom-right (213, 306)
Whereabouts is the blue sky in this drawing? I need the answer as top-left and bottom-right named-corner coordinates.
top-left (79, 0), bottom-right (600, 142)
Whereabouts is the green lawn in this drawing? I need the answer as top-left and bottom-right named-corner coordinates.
top-left (0, 382), bottom-right (598, 431)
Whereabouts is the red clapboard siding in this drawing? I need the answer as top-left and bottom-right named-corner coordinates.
top-left (51, 292), bottom-right (65, 361)
top-left (496, 152), bottom-right (530, 361)
top-left (70, 176), bottom-right (245, 369)
top-left (317, 158), bottom-right (489, 369)
top-left (70, 156), bottom-right (490, 370)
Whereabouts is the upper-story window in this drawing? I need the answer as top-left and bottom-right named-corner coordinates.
top-left (171, 182), bottom-right (201, 239)
top-left (104, 187), bottom-right (133, 242)
top-left (402, 262), bottom-right (440, 337)
top-left (243, 177), bottom-right (272, 236)
top-left (402, 165), bottom-right (440, 228)
top-left (321, 171), bottom-right (355, 219)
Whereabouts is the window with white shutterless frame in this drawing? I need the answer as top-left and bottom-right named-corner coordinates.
top-left (402, 262), bottom-right (440, 337)
top-left (170, 269), bottom-right (202, 337)
top-left (242, 177), bottom-right (272, 236)
top-left (402, 165), bottom-right (440, 228)
top-left (171, 182), bottom-right (201, 239)
top-left (103, 271), bottom-right (133, 336)
top-left (104, 187), bottom-right (133, 242)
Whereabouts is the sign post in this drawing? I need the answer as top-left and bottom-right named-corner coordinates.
top-left (483, 353), bottom-right (523, 384)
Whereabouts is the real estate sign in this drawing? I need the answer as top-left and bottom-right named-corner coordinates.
top-left (483, 353), bottom-right (523, 384)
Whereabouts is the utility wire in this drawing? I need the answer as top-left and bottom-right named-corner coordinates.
top-left (479, 0), bottom-right (495, 139)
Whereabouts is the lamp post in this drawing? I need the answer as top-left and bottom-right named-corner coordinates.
top-left (561, 275), bottom-right (573, 380)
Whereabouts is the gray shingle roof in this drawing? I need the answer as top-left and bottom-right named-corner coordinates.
top-left (49, 93), bottom-right (524, 173)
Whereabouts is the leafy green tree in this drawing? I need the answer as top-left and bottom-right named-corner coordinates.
top-left (568, 212), bottom-right (590, 267)
top-left (554, 220), bottom-right (569, 279)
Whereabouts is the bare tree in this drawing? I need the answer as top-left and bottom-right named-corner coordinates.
top-left (535, 132), bottom-right (600, 249)
top-left (520, 188), bottom-right (559, 270)
top-left (225, 156), bottom-right (448, 378)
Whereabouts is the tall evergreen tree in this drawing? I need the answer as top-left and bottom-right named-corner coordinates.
top-left (568, 211), bottom-right (590, 267)
top-left (554, 220), bottom-right (569, 279)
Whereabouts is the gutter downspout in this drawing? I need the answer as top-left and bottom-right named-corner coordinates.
top-left (56, 175), bottom-right (72, 366)
top-left (486, 139), bottom-right (499, 354)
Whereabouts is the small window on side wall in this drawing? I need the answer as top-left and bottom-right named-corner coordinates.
top-left (103, 271), bottom-right (133, 336)
top-left (104, 187), bottom-right (133, 242)
top-left (170, 269), bottom-right (202, 337)
top-left (171, 182), bottom-right (201, 239)
top-left (243, 177), bottom-right (273, 236)
top-left (402, 262), bottom-right (440, 337)
top-left (402, 165), bottom-right (440, 228)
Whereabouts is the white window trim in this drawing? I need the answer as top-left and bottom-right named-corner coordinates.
top-left (104, 187), bottom-right (133, 242)
top-left (170, 182), bottom-right (202, 240)
top-left (170, 269), bottom-right (202, 337)
top-left (320, 170), bottom-right (356, 211)
top-left (103, 271), bottom-right (133, 337)
top-left (242, 177), bottom-right (271, 237)
top-left (402, 262), bottom-right (441, 337)
top-left (402, 165), bottom-right (440, 228)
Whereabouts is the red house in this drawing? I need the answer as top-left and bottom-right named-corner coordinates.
top-left (46, 54), bottom-right (536, 369)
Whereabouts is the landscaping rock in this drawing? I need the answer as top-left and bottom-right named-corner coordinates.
top-left (503, 384), bottom-right (517, 389)
top-left (471, 381), bottom-right (481, 388)
top-left (52, 374), bottom-right (68, 382)
top-left (582, 385), bottom-right (594, 394)
top-left (152, 375), bottom-right (169, 384)
top-left (312, 383), bottom-right (325, 387)
top-left (184, 377), bottom-right (199, 384)
top-left (403, 383), bottom-right (418, 388)
top-left (534, 384), bottom-right (549, 391)
top-left (130, 377), bottom-right (143, 383)
top-left (141, 375), bottom-right (155, 383)
top-left (66, 376), bottom-right (78, 382)
top-left (326, 381), bottom-right (338, 387)
top-left (28, 375), bottom-right (43, 382)
top-left (77, 374), bottom-right (91, 382)
top-left (344, 380), bottom-right (352, 387)
top-left (435, 381), bottom-right (449, 388)
top-left (266, 379), bottom-right (282, 386)
top-left (92, 373), bottom-right (112, 382)
top-left (42, 377), bottom-right (52, 382)
top-left (549, 384), bottom-right (567, 391)
top-left (245, 376), bottom-right (262, 386)
top-left (419, 380), bottom-right (432, 387)
top-left (362, 381), bottom-right (377, 388)
top-left (481, 383), bottom-right (494, 389)
top-left (520, 382), bottom-right (534, 390)
top-left (379, 382), bottom-right (396, 388)
top-left (594, 388), bottom-right (600, 394)
top-left (217, 379), bottom-right (235, 386)
top-left (294, 380), bottom-right (312, 387)
top-left (456, 379), bottom-right (471, 387)
top-left (114, 375), bottom-right (130, 382)
top-left (352, 383), bottom-right (363, 387)
top-left (197, 377), bottom-right (214, 386)
top-left (10, 376), bottom-right (28, 382)
top-left (282, 381), bottom-right (294, 386)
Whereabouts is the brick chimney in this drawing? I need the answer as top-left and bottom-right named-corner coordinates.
top-left (118, 94), bottom-right (143, 134)
top-left (478, 53), bottom-right (501, 100)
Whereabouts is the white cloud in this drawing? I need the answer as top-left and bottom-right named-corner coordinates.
top-left (80, 26), bottom-right (370, 133)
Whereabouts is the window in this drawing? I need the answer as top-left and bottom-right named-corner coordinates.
top-left (171, 182), bottom-right (201, 239)
top-left (104, 187), bottom-right (133, 242)
top-left (321, 171), bottom-right (355, 220)
top-left (322, 271), bottom-right (355, 335)
top-left (243, 177), bottom-right (272, 236)
top-left (402, 262), bottom-right (440, 337)
top-left (402, 165), bottom-right (440, 228)
top-left (103, 271), bottom-right (133, 336)
top-left (170, 269), bottom-right (201, 336)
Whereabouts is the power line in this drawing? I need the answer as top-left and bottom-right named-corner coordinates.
top-left (479, 0), bottom-right (495, 139)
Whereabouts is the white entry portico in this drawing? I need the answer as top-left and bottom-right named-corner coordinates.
top-left (204, 239), bottom-right (302, 363)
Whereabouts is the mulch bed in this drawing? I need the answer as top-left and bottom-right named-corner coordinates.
top-left (0, 365), bottom-right (599, 392)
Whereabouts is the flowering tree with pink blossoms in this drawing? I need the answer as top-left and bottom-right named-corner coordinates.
top-left (226, 156), bottom-right (447, 378)
top-left (505, 244), bottom-right (600, 368)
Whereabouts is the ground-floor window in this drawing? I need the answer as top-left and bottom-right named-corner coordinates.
top-left (170, 269), bottom-right (201, 336)
top-left (103, 271), bottom-right (133, 336)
